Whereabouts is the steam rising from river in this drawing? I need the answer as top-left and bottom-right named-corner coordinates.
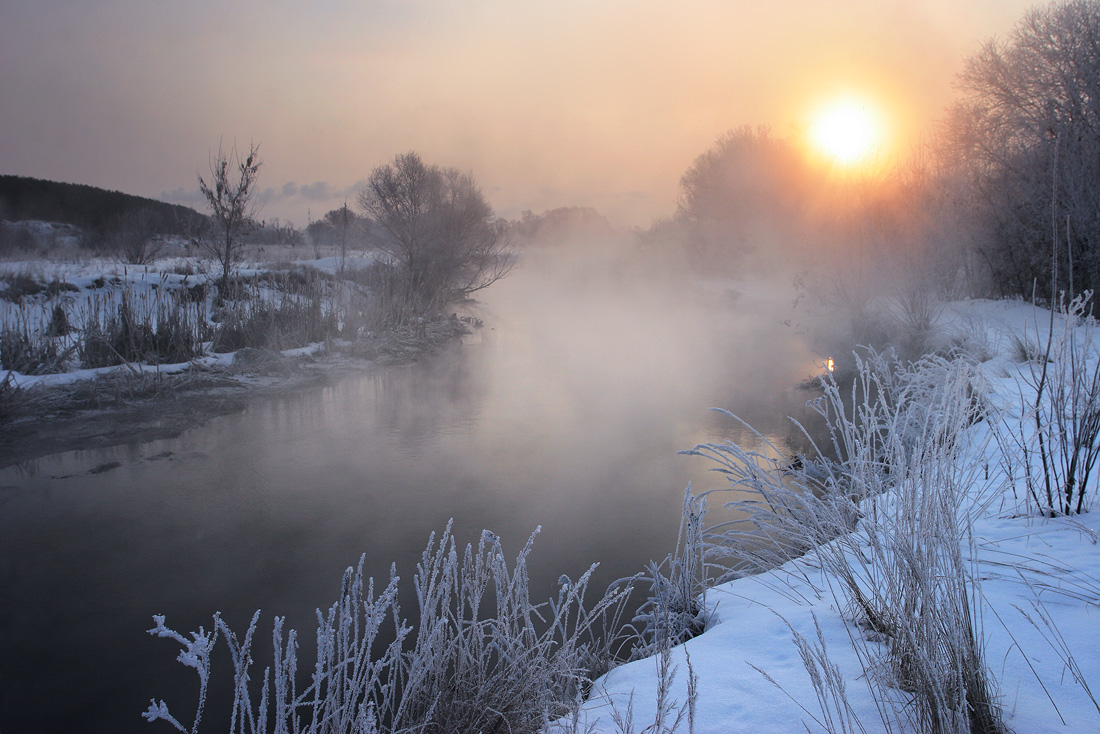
top-left (0, 235), bottom-right (822, 731)
top-left (470, 240), bottom-right (819, 454)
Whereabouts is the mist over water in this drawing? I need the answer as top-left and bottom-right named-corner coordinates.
top-left (0, 245), bottom-right (821, 732)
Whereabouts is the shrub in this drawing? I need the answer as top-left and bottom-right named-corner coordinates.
top-left (0, 272), bottom-right (46, 302)
top-left (80, 293), bottom-right (209, 368)
top-left (357, 151), bottom-right (514, 305)
top-left (254, 265), bottom-right (335, 296)
top-left (344, 262), bottom-right (435, 333)
top-left (1000, 292), bottom-right (1100, 515)
top-left (211, 298), bottom-right (337, 353)
top-left (111, 208), bottom-right (165, 264)
top-left (44, 278), bottom-right (79, 297)
top-left (0, 324), bottom-right (64, 373)
top-left (46, 303), bottom-right (71, 337)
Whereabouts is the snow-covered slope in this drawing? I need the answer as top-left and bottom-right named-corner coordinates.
top-left (563, 298), bottom-right (1100, 733)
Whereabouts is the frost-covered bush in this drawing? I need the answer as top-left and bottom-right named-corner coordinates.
top-left (1000, 291), bottom-right (1100, 515)
top-left (689, 350), bottom-right (1004, 733)
top-left (145, 522), bottom-right (631, 734)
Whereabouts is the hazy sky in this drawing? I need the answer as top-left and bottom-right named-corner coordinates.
top-left (0, 0), bottom-right (1035, 227)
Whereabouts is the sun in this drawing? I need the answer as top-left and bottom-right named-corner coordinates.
top-left (810, 97), bottom-right (883, 166)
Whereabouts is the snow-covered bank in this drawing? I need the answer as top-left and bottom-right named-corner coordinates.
top-left (0, 254), bottom-right (467, 466)
top-left (564, 298), bottom-right (1100, 733)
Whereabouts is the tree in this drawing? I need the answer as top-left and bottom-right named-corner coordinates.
top-left (357, 152), bottom-right (512, 304)
top-left (947, 0), bottom-right (1100, 297)
top-left (676, 126), bottom-right (816, 270)
top-left (198, 142), bottom-right (262, 287)
top-left (509, 206), bottom-right (616, 248)
top-left (111, 208), bottom-right (164, 264)
top-left (305, 205), bottom-right (365, 262)
top-left (328, 201), bottom-right (356, 272)
top-left (248, 218), bottom-right (303, 248)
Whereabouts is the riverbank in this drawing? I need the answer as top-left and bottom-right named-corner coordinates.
top-left (1, 348), bottom-right (327, 468)
top-left (0, 321), bottom-right (469, 469)
top-left (0, 254), bottom-right (473, 468)
top-left (563, 297), bottom-right (1100, 733)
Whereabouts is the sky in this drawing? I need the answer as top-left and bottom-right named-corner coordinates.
top-left (0, 0), bottom-right (1036, 228)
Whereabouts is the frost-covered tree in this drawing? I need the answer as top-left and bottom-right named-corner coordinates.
top-left (198, 142), bottom-right (262, 287)
top-left (675, 126), bottom-right (816, 270)
top-left (947, 0), bottom-right (1100, 297)
top-left (357, 152), bottom-right (512, 305)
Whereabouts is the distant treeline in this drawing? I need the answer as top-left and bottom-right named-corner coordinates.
top-left (0, 175), bottom-right (207, 236)
top-left (509, 207), bottom-right (616, 247)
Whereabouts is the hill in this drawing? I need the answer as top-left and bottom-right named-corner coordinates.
top-left (0, 175), bottom-right (207, 237)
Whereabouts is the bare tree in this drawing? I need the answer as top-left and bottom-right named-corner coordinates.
top-left (198, 142), bottom-right (262, 287)
top-left (357, 152), bottom-right (512, 305)
top-left (946, 0), bottom-right (1100, 298)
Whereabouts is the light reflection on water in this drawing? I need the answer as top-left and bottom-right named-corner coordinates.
top-left (0, 252), bottom-right (822, 732)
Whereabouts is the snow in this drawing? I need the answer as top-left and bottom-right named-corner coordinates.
top-left (562, 297), bottom-right (1100, 733)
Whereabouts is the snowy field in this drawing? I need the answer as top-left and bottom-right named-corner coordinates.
top-left (562, 298), bottom-right (1100, 733)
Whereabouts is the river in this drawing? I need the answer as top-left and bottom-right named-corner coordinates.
top-left (0, 249), bottom-right (821, 732)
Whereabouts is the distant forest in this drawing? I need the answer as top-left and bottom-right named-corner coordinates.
top-left (0, 175), bottom-right (206, 235)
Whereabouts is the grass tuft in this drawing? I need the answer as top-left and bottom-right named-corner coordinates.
top-left (146, 523), bottom-right (633, 734)
top-left (688, 348), bottom-right (1005, 733)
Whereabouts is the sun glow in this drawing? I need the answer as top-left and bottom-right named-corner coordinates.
top-left (810, 98), bottom-right (883, 166)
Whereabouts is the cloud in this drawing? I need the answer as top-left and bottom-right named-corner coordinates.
top-left (344, 179), bottom-right (369, 198)
top-left (159, 186), bottom-right (204, 206)
top-left (299, 181), bottom-right (338, 201)
top-left (285, 179), bottom-right (368, 204)
top-left (258, 187), bottom-right (278, 207)
top-left (169, 178), bottom-right (373, 223)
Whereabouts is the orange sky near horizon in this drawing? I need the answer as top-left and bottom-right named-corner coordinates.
top-left (0, 0), bottom-right (1036, 228)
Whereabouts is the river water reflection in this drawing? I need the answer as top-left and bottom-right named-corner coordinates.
top-left (0, 251), bottom-right (821, 732)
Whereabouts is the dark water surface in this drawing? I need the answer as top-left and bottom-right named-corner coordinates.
top-left (0, 253), bottom-right (820, 732)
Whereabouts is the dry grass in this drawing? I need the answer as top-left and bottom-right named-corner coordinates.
top-left (688, 349), bottom-right (1005, 733)
top-left (146, 523), bottom-right (633, 734)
